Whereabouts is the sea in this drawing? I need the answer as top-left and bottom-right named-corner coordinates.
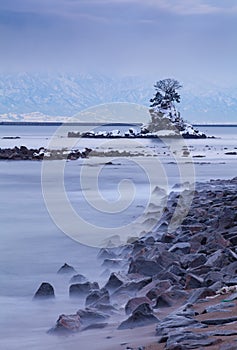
top-left (0, 123), bottom-right (237, 349)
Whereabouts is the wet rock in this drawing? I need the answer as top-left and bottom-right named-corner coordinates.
top-left (57, 263), bottom-right (76, 274)
top-left (201, 316), bottom-right (237, 325)
top-left (181, 254), bottom-right (207, 269)
top-left (125, 297), bottom-right (152, 315)
top-left (85, 288), bottom-right (110, 307)
top-left (70, 274), bottom-right (87, 284)
top-left (187, 287), bottom-right (216, 304)
top-left (128, 257), bottom-right (164, 276)
top-left (156, 315), bottom-right (200, 336)
top-left (76, 308), bottom-right (109, 327)
top-left (112, 276), bottom-right (152, 297)
top-left (104, 272), bottom-right (125, 293)
top-left (118, 310), bottom-right (159, 329)
top-left (69, 282), bottom-right (99, 297)
top-left (144, 280), bottom-right (172, 300)
top-left (97, 248), bottom-right (117, 260)
top-left (49, 314), bottom-right (81, 334)
top-left (221, 261), bottom-right (237, 275)
top-left (154, 294), bottom-right (173, 308)
top-left (102, 258), bottom-right (123, 268)
top-left (168, 242), bottom-right (191, 255)
top-left (33, 282), bottom-right (55, 299)
top-left (202, 302), bottom-right (235, 314)
top-left (185, 273), bottom-right (204, 289)
top-left (204, 271), bottom-right (224, 287)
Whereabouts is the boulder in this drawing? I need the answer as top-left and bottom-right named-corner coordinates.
top-left (70, 274), bottom-right (87, 284)
top-left (57, 263), bottom-right (76, 274)
top-left (49, 314), bottom-right (81, 334)
top-left (33, 282), bottom-right (55, 299)
top-left (69, 282), bottom-right (99, 297)
top-left (77, 308), bottom-right (109, 327)
top-left (118, 310), bottom-right (159, 329)
top-left (104, 272), bottom-right (125, 293)
top-left (85, 288), bottom-right (110, 307)
top-left (125, 297), bottom-right (152, 315)
top-left (128, 257), bottom-right (164, 276)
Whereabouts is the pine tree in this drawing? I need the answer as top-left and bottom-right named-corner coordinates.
top-left (150, 78), bottom-right (182, 109)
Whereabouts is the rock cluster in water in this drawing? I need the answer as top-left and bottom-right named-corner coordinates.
top-left (35, 177), bottom-right (237, 348)
top-left (0, 146), bottom-right (92, 160)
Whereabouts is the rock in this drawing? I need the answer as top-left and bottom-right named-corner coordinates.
top-left (204, 271), bottom-right (224, 287)
top-left (70, 274), bottom-right (87, 284)
top-left (201, 316), bottom-right (237, 325)
top-left (202, 302), bottom-right (235, 314)
top-left (57, 263), bottom-right (76, 274)
top-left (168, 242), bottom-right (191, 255)
top-left (156, 315), bottom-right (200, 336)
top-left (181, 253), bottom-right (207, 269)
top-left (143, 280), bottom-right (172, 300)
top-left (222, 261), bottom-right (237, 275)
top-left (104, 272), bottom-right (125, 293)
top-left (69, 282), bottom-right (99, 297)
top-left (102, 259), bottom-right (123, 268)
top-left (33, 282), bottom-right (55, 299)
top-left (97, 248), bottom-right (117, 260)
top-left (185, 273), bottom-right (204, 289)
top-left (118, 310), bottom-right (159, 329)
top-left (154, 294), bottom-right (173, 308)
top-left (187, 287), bottom-right (216, 304)
top-left (76, 308), bottom-right (109, 327)
top-left (128, 257), bottom-right (164, 276)
top-left (85, 288), bottom-right (110, 307)
top-left (125, 297), bottom-right (152, 315)
top-left (49, 314), bottom-right (81, 333)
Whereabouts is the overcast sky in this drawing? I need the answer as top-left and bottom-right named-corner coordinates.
top-left (0, 0), bottom-right (236, 86)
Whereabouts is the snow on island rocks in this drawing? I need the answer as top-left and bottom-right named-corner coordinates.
top-left (141, 108), bottom-right (206, 139)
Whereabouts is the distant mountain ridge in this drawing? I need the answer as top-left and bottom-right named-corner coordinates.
top-left (0, 73), bottom-right (236, 123)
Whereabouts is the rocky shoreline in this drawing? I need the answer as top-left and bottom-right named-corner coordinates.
top-left (0, 146), bottom-right (92, 160)
top-left (67, 130), bottom-right (208, 139)
top-left (33, 177), bottom-right (237, 349)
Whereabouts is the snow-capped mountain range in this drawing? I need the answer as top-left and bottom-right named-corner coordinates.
top-left (0, 73), bottom-right (236, 123)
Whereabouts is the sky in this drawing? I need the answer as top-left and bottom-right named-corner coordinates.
top-left (0, 0), bottom-right (237, 86)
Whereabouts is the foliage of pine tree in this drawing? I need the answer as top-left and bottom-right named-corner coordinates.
top-left (150, 78), bottom-right (182, 109)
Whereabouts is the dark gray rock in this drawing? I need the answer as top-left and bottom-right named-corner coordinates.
top-left (185, 273), bottom-right (204, 289)
top-left (202, 302), bottom-right (235, 314)
top-left (168, 242), bottom-right (191, 255)
top-left (85, 288), bottom-right (110, 307)
top-left (102, 258), bottom-right (123, 268)
top-left (201, 316), bottom-right (237, 325)
top-left (125, 297), bottom-right (152, 315)
top-left (154, 294), bottom-right (173, 308)
top-left (57, 263), bottom-right (76, 274)
top-left (33, 282), bottom-right (55, 299)
top-left (204, 271), bottom-right (224, 287)
top-left (97, 248), bottom-right (117, 260)
top-left (70, 274), bottom-right (87, 284)
top-left (156, 315), bottom-right (200, 336)
top-left (118, 310), bottom-right (159, 329)
top-left (69, 282), bottom-right (99, 297)
top-left (144, 280), bottom-right (172, 300)
top-left (104, 272), bottom-right (125, 292)
top-left (76, 308), bottom-right (109, 327)
top-left (181, 254), bottom-right (207, 269)
top-left (187, 287), bottom-right (216, 304)
top-left (128, 257), bottom-right (164, 276)
top-left (49, 313), bottom-right (81, 334)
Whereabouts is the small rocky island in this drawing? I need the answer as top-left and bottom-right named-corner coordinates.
top-left (68, 79), bottom-right (207, 139)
